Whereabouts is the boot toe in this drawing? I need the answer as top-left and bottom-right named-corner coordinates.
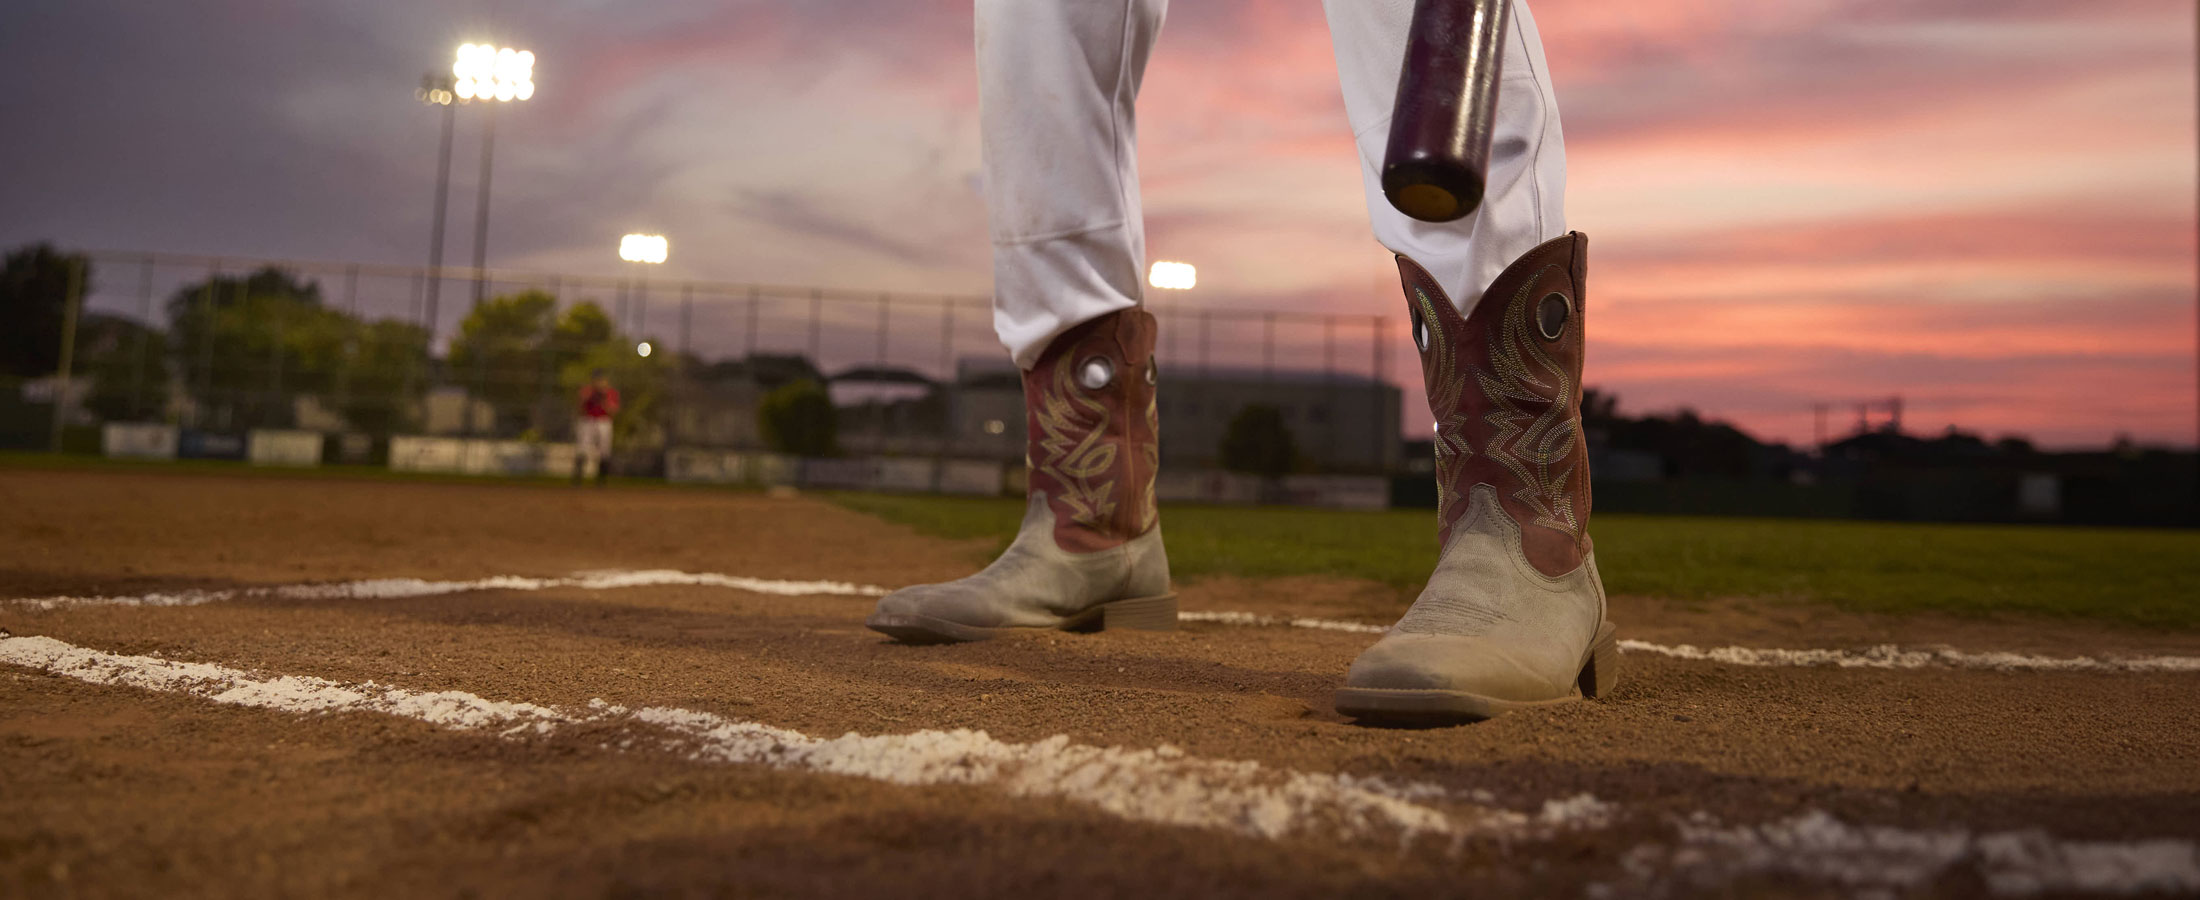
top-left (870, 582), bottom-right (1005, 628)
top-left (1343, 633), bottom-right (1459, 691)
top-left (866, 576), bottom-right (1038, 629)
top-left (870, 584), bottom-right (938, 620)
top-left (1343, 633), bottom-right (1567, 704)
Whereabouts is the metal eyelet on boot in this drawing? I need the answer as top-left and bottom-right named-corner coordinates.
top-left (1536, 292), bottom-right (1571, 341)
top-left (1077, 356), bottom-right (1116, 391)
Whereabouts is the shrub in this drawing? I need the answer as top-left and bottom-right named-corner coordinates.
top-left (1219, 403), bottom-right (1297, 479)
top-left (759, 379), bottom-right (838, 457)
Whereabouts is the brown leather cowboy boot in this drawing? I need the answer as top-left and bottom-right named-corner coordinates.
top-left (867, 309), bottom-right (1174, 643)
top-left (1334, 233), bottom-right (1619, 723)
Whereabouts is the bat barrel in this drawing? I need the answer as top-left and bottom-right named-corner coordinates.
top-left (1381, 0), bottom-right (1511, 223)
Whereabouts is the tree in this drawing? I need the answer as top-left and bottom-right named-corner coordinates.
top-left (1582, 386), bottom-right (1621, 427)
top-left (0, 243), bottom-right (92, 379)
top-left (337, 320), bottom-right (432, 434)
top-left (1219, 404), bottom-right (1298, 479)
top-left (448, 290), bottom-right (561, 431)
top-left (161, 266), bottom-right (432, 434)
top-left (77, 314), bottom-right (171, 421)
top-left (165, 266), bottom-right (343, 428)
top-left (552, 301), bottom-right (614, 361)
top-left (758, 379), bottom-right (838, 457)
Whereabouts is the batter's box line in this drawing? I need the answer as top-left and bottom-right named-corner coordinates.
top-left (0, 631), bottom-right (1517, 844)
top-left (3, 632), bottom-right (2193, 896)
top-left (10, 572), bottom-right (2197, 674)
top-left (3, 569), bottom-right (892, 612)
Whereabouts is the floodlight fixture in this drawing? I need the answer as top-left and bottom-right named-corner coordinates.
top-left (453, 42), bottom-right (534, 104)
top-left (1147, 260), bottom-right (1197, 290)
top-left (619, 233), bottom-right (670, 265)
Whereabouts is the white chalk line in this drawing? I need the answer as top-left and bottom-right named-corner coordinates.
top-left (4, 631), bottom-right (2193, 896)
top-left (1179, 611), bottom-right (2200, 675)
top-left (1613, 639), bottom-right (2200, 675)
top-left (5, 569), bottom-right (891, 612)
top-left (10, 572), bottom-right (2197, 674)
top-left (1610, 810), bottom-right (2200, 898)
top-left (0, 632), bottom-right (1544, 843)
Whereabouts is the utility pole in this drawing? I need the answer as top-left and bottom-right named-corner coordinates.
top-left (48, 258), bottom-right (84, 453)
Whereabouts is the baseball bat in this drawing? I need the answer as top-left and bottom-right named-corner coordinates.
top-left (1380, 0), bottom-right (1511, 223)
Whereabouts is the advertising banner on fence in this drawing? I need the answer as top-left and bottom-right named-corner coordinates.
top-left (248, 430), bottom-right (324, 467)
top-left (102, 423), bottom-right (178, 460)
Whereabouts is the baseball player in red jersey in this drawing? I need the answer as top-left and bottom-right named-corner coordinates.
top-left (574, 368), bottom-right (619, 486)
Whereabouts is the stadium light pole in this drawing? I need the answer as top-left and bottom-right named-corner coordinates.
top-left (451, 43), bottom-right (535, 308)
top-left (416, 75), bottom-right (457, 341)
top-left (620, 234), bottom-right (668, 354)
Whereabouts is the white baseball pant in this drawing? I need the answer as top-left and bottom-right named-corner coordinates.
top-left (978, 0), bottom-right (1567, 367)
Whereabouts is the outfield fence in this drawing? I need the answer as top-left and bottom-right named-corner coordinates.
top-left (7, 250), bottom-right (1407, 479)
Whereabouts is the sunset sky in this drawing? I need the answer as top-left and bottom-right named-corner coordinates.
top-left (1, 0), bottom-right (2193, 448)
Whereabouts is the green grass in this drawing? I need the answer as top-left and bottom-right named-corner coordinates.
top-left (829, 492), bottom-right (2200, 629)
top-left (14, 451), bottom-right (2192, 628)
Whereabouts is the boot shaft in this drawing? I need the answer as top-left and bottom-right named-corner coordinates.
top-left (1399, 232), bottom-right (1591, 576)
top-left (1022, 308), bottom-right (1161, 553)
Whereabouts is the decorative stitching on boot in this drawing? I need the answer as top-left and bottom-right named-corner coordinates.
top-left (1140, 388), bottom-right (1159, 533)
top-left (1473, 265), bottom-right (1581, 538)
top-left (1023, 311), bottom-right (1161, 553)
top-left (1409, 285), bottom-right (1475, 528)
top-left (1032, 360), bottom-right (1120, 532)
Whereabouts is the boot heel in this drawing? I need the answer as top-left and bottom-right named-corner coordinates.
top-left (1577, 621), bottom-right (1621, 699)
top-left (1099, 594), bottom-right (1178, 632)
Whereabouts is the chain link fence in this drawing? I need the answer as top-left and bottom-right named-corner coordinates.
top-left (10, 250), bottom-right (1405, 480)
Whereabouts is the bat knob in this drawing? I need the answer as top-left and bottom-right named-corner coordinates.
top-left (1382, 160), bottom-right (1484, 223)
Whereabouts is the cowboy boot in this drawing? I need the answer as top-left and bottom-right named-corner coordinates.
top-left (866, 309), bottom-right (1174, 643)
top-left (1334, 233), bottom-right (1619, 723)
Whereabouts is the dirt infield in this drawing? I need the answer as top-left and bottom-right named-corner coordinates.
top-left (3, 467), bottom-right (2197, 898)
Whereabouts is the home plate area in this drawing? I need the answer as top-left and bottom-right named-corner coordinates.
top-left (2, 469), bottom-right (2196, 898)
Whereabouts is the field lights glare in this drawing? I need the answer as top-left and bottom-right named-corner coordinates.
top-left (452, 43), bottom-right (535, 103)
top-left (619, 233), bottom-right (669, 265)
top-left (1147, 260), bottom-right (1197, 290)
top-left (636, 342), bottom-right (654, 358)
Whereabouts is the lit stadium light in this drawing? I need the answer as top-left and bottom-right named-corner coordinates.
top-left (619, 233), bottom-right (669, 265)
top-left (452, 42), bottom-right (535, 103)
top-left (1148, 260), bottom-right (1197, 290)
top-left (636, 341), bottom-right (654, 358)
